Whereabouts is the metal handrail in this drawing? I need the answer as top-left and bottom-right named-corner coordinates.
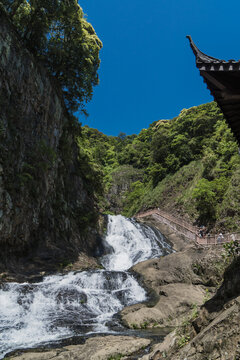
top-left (135, 208), bottom-right (240, 246)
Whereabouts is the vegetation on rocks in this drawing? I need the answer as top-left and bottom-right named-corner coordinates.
top-left (1, 0), bottom-right (102, 113)
top-left (0, 6), bottom-right (102, 275)
top-left (79, 102), bottom-right (240, 232)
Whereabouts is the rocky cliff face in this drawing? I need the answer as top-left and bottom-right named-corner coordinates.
top-left (0, 9), bottom-right (100, 277)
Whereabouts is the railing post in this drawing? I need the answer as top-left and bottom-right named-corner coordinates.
top-left (138, 207), bottom-right (232, 247)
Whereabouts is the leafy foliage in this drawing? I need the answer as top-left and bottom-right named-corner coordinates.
top-left (192, 178), bottom-right (217, 222)
top-left (122, 181), bottom-right (146, 217)
top-left (79, 102), bottom-right (240, 232)
top-left (1, 0), bottom-right (102, 112)
top-left (222, 240), bottom-right (240, 259)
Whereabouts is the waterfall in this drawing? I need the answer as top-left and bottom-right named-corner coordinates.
top-left (0, 215), bottom-right (171, 358)
top-left (101, 215), bottom-right (171, 271)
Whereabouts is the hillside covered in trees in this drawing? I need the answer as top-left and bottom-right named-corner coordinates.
top-left (79, 102), bottom-right (240, 232)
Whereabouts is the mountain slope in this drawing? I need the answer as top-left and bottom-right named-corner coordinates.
top-left (80, 102), bottom-right (240, 232)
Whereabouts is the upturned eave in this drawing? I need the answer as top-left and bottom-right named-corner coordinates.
top-left (187, 36), bottom-right (240, 145)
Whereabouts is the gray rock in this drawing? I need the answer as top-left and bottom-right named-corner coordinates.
top-left (9, 335), bottom-right (151, 360)
top-left (0, 9), bottom-right (100, 277)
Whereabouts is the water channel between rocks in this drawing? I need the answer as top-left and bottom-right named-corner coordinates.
top-left (0, 215), bottom-right (172, 359)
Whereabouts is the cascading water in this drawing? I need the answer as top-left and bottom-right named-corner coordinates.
top-left (101, 215), bottom-right (171, 271)
top-left (0, 215), bottom-right (171, 359)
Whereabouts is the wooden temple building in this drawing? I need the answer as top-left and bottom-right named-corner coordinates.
top-left (187, 35), bottom-right (240, 145)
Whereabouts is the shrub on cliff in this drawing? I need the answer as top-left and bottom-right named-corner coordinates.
top-left (1, 0), bottom-right (102, 113)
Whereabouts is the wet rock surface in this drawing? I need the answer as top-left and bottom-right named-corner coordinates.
top-left (136, 216), bottom-right (193, 252)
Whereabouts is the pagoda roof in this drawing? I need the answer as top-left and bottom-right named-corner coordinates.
top-left (187, 36), bottom-right (240, 145)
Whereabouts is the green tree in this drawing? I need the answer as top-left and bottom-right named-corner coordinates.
top-left (151, 123), bottom-right (170, 164)
top-left (148, 163), bottom-right (166, 187)
top-left (192, 179), bottom-right (217, 222)
top-left (123, 181), bottom-right (145, 216)
top-left (2, 0), bottom-right (102, 112)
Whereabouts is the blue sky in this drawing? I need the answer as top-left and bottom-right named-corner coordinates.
top-left (80, 0), bottom-right (240, 136)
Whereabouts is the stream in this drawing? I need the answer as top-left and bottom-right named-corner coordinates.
top-left (0, 215), bottom-right (172, 359)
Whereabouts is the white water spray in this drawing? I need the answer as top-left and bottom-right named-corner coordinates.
top-left (101, 215), bottom-right (171, 271)
top-left (0, 215), bottom-right (171, 358)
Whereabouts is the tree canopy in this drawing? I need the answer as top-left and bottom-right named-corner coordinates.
top-left (78, 102), bottom-right (240, 230)
top-left (1, 0), bottom-right (102, 112)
